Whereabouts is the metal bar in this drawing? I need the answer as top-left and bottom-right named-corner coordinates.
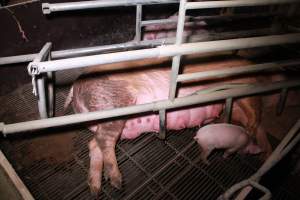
top-left (1, 80), bottom-right (300, 135)
top-left (141, 12), bottom-right (284, 27)
top-left (0, 28), bottom-right (277, 66)
top-left (33, 42), bottom-right (52, 63)
top-left (32, 33), bottom-right (300, 73)
top-left (276, 88), bottom-right (288, 115)
top-left (47, 71), bottom-right (55, 117)
top-left (42, 0), bottom-right (178, 14)
top-left (0, 0), bottom-right (39, 9)
top-left (135, 4), bottom-right (142, 42)
top-left (169, 0), bottom-right (187, 100)
top-left (185, 0), bottom-right (300, 10)
top-left (225, 98), bottom-right (233, 123)
top-left (158, 109), bottom-right (166, 139)
top-left (0, 150), bottom-right (34, 200)
top-left (177, 59), bottom-right (300, 82)
top-left (0, 40), bottom-right (164, 65)
top-left (37, 75), bottom-right (48, 118)
top-left (249, 181), bottom-right (272, 200)
top-left (220, 119), bottom-right (300, 200)
top-left (141, 18), bottom-right (177, 27)
top-left (30, 42), bottom-right (52, 119)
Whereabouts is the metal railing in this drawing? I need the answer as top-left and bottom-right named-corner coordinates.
top-left (1, 0), bottom-right (300, 198)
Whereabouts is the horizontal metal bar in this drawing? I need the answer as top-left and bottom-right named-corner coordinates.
top-left (33, 33), bottom-right (300, 73)
top-left (0, 28), bottom-right (274, 66)
top-left (141, 18), bottom-right (177, 27)
top-left (0, 0), bottom-right (39, 9)
top-left (0, 40), bottom-right (160, 65)
top-left (177, 59), bottom-right (300, 82)
top-left (42, 0), bottom-right (178, 14)
top-left (1, 79), bottom-right (300, 135)
top-left (141, 12), bottom-right (280, 27)
top-left (185, 0), bottom-right (300, 10)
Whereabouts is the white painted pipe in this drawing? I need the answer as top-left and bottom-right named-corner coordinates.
top-left (33, 33), bottom-right (300, 73)
top-left (185, 0), bottom-right (300, 10)
top-left (177, 59), bottom-right (300, 82)
top-left (1, 80), bottom-right (300, 135)
top-left (42, 0), bottom-right (178, 14)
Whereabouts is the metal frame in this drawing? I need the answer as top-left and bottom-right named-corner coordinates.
top-left (27, 42), bottom-right (54, 118)
top-left (1, 0), bottom-right (300, 199)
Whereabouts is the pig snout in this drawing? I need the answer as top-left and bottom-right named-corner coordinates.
top-left (194, 123), bottom-right (261, 164)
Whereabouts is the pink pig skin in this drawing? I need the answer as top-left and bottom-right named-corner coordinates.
top-left (194, 123), bottom-right (261, 164)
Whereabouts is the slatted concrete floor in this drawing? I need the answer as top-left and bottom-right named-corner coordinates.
top-left (0, 83), bottom-right (299, 200)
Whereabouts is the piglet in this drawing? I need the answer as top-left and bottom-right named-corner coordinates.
top-left (194, 123), bottom-right (262, 164)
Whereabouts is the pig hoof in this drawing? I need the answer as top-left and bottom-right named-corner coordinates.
top-left (110, 175), bottom-right (122, 189)
top-left (88, 176), bottom-right (101, 196)
top-left (89, 183), bottom-right (100, 196)
top-left (104, 171), bottom-right (109, 181)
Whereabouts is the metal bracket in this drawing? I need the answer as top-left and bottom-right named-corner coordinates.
top-left (27, 42), bottom-right (52, 119)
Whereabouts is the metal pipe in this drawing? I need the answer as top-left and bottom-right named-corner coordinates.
top-left (177, 59), bottom-right (300, 82)
top-left (0, 40), bottom-right (164, 66)
top-left (169, 0), bottom-right (187, 100)
top-left (32, 33), bottom-right (300, 73)
top-left (225, 98), bottom-right (233, 123)
top-left (135, 4), bottom-right (142, 42)
top-left (141, 18), bottom-right (177, 27)
top-left (30, 42), bottom-right (52, 119)
top-left (1, 80), bottom-right (300, 135)
top-left (47, 71), bottom-right (55, 117)
top-left (37, 75), bottom-right (48, 118)
top-left (0, 28), bottom-right (275, 66)
top-left (276, 88), bottom-right (288, 115)
top-left (220, 119), bottom-right (300, 199)
top-left (42, 0), bottom-right (178, 14)
top-left (185, 0), bottom-right (300, 10)
top-left (158, 109), bottom-right (166, 139)
top-left (141, 12), bottom-right (283, 27)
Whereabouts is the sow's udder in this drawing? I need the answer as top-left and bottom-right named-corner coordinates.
top-left (120, 85), bottom-right (222, 139)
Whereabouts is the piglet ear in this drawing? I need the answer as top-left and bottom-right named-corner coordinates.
top-left (247, 144), bottom-right (262, 154)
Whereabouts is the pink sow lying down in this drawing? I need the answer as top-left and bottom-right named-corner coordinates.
top-left (194, 123), bottom-right (262, 164)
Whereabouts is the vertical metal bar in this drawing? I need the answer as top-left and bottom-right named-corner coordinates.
top-left (135, 4), bottom-right (142, 42)
top-left (169, 0), bottom-right (187, 100)
top-left (47, 72), bottom-right (55, 117)
top-left (46, 52), bottom-right (55, 118)
top-left (225, 98), bottom-right (233, 123)
top-left (30, 42), bottom-right (52, 119)
top-left (158, 109), bottom-right (166, 139)
top-left (276, 88), bottom-right (288, 115)
top-left (37, 75), bottom-right (48, 118)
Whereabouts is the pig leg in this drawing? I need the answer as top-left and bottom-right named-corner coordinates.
top-left (223, 147), bottom-right (238, 158)
top-left (198, 144), bottom-right (213, 165)
top-left (88, 138), bottom-right (103, 195)
top-left (95, 120), bottom-right (125, 189)
top-left (235, 97), bottom-right (272, 157)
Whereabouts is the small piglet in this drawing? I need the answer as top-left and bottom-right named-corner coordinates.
top-left (194, 123), bottom-right (262, 164)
